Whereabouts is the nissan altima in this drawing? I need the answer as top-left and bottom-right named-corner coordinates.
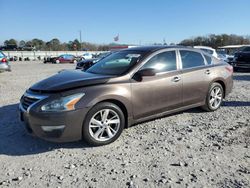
top-left (19, 46), bottom-right (233, 146)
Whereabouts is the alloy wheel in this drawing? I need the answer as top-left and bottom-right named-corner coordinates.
top-left (89, 109), bottom-right (120, 142)
top-left (209, 86), bottom-right (223, 109)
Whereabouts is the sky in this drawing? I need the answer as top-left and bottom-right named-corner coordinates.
top-left (0, 0), bottom-right (250, 45)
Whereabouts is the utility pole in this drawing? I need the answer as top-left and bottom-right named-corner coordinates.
top-left (79, 30), bottom-right (82, 51)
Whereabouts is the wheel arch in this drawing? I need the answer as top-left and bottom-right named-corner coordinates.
top-left (95, 99), bottom-right (129, 128)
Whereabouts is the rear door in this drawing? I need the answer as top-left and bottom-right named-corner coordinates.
top-left (179, 50), bottom-right (212, 106)
top-left (131, 50), bottom-right (182, 119)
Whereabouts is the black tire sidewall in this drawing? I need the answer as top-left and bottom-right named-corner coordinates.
top-left (82, 102), bottom-right (125, 146)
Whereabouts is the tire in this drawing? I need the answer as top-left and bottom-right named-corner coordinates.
top-left (202, 83), bottom-right (224, 112)
top-left (82, 102), bottom-right (125, 146)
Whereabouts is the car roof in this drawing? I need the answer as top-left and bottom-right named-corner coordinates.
top-left (194, 46), bottom-right (215, 50)
top-left (122, 45), bottom-right (191, 52)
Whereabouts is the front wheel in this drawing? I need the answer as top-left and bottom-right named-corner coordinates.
top-left (202, 83), bottom-right (224, 112)
top-left (82, 102), bottom-right (125, 146)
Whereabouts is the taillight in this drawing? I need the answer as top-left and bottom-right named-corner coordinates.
top-left (225, 65), bottom-right (233, 74)
top-left (1, 58), bottom-right (7, 63)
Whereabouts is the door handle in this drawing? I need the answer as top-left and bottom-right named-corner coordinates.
top-left (172, 76), bottom-right (181, 82)
top-left (205, 70), bottom-right (211, 75)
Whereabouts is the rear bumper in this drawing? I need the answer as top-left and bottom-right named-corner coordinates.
top-left (0, 63), bottom-right (11, 71)
top-left (225, 76), bottom-right (233, 97)
top-left (19, 104), bottom-right (88, 142)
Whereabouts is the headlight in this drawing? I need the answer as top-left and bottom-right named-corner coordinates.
top-left (41, 93), bottom-right (85, 112)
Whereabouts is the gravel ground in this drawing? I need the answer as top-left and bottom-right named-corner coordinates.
top-left (0, 61), bottom-right (249, 188)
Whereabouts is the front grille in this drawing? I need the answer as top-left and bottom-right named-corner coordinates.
top-left (21, 95), bottom-right (40, 111)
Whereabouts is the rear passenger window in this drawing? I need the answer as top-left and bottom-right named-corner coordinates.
top-left (180, 50), bottom-right (205, 69)
top-left (204, 55), bottom-right (212, 65)
top-left (142, 51), bottom-right (177, 73)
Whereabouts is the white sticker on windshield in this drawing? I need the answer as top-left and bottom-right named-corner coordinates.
top-left (126, 54), bottom-right (141, 58)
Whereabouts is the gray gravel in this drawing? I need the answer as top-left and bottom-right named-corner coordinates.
top-left (0, 61), bottom-right (249, 188)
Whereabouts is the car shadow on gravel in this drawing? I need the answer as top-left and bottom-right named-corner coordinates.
top-left (170, 100), bottom-right (250, 115)
top-left (223, 101), bottom-right (250, 107)
top-left (0, 103), bottom-right (90, 156)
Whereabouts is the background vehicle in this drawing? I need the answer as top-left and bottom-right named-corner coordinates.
top-left (43, 56), bottom-right (57, 63)
top-left (0, 51), bottom-right (11, 72)
top-left (217, 51), bottom-right (229, 62)
top-left (81, 53), bottom-right (93, 60)
top-left (229, 46), bottom-right (250, 71)
top-left (194, 46), bottom-right (219, 58)
top-left (76, 52), bottom-right (112, 70)
top-left (44, 54), bottom-right (77, 64)
top-left (75, 58), bottom-right (98, 71)
top-left (217, 45), bottom-right (246, 62)
top-left (20, 46), bottom-right (233, 146)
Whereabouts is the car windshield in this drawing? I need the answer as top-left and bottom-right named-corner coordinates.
top-left (97, 52), bottom-right (111, 59)
top-left (87, 50), bottom-right (145, 75)
top-left (0, 52), bottom-right (5, 58)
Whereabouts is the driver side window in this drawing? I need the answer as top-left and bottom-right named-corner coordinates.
top-left (142, 51), bottom-right (177, 73)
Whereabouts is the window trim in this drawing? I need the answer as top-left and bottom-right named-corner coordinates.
top-left (130, 48), bottom-right (180, 77)
top-left (178, 49), bottom-right (208, 70)
top-left (203, 53), bottom-right (214, 65)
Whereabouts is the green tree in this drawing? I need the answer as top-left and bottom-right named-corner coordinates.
top-left (31, 38), bottom-right (45, 50)
top-left (179, 34), bottom-right (250, 48)
top-left (4, 39), bottom-right (17, 46)
top-left (49, 38), bottom-right (61, 51)
top-left (19, 40), bottom-right (26, 47)
top-left (73, 39), bottom-right (81, 50)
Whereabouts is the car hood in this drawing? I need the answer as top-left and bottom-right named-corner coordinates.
top-left (30, 70), bottom-right (114, 92)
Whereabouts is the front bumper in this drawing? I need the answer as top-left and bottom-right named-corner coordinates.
top-left (19, 103), bottom-right (88, 143)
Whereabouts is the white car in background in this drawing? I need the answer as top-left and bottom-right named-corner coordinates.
top-left (194, 46), bottom-right (219, 58)
top-left (82, 53), bottom-right (93, 60)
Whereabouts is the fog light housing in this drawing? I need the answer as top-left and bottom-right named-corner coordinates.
top-left (41, 125), bottom-right (65, 132)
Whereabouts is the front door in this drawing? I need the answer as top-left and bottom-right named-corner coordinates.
top-left (131, 50), bottom-right (182, 119)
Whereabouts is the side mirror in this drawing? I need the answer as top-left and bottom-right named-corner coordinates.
top-left (136, 68), bottom-right (156, 77)
top-left (133, 68), bottom-right (156, 81)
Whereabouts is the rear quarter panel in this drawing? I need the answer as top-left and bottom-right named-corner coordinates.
top-left (210, 63), bottom-right (233, 97)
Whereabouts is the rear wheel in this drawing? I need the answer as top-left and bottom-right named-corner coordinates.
top-left (202, 83), bottom-right (224, 112)
top-left (82, 102), bottom-right (125, 146)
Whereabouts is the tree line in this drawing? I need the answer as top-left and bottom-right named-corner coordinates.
top-left (2, 38), bottom-right (110, 51)
top-left (179, 34), bottom-right (250, 48)
top-left (2, 34), bottom-right (250, 51)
